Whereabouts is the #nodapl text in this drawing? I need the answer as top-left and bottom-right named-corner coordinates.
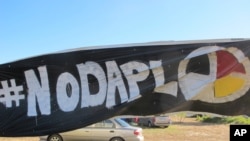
top-left (18, 59), bottom-right (164, 116)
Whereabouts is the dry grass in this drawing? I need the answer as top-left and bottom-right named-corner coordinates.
top-left (0, 116), bottom-right (229, 141)
top-left (143, 116), bottom-right (229, 141)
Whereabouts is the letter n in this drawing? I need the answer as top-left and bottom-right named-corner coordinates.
top-left (25, 66), bottom-right (51, 116)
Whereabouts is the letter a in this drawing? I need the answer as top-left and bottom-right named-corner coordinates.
top-left (234, 129), bottom-right (241, 136)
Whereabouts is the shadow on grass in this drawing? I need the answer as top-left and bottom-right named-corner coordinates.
top-left (172, 121), bottom-right (220, 126)
top-left (171, 117), bottom-right (226, 126)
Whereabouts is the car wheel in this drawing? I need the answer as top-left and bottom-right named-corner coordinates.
top-left (110, 137), bottom-right (124, 141)
top-left (148, 121), bottom-right (152, 127)
top-left (47, 134), bottom-right (63, 141)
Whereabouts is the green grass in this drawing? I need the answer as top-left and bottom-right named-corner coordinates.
top-left (196, 115), bottom-right (250, 124)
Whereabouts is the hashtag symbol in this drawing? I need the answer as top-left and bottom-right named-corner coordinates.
top-left (0, 79), bottom-right (25, 108)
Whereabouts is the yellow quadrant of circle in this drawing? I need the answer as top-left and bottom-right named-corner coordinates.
top-left (214, 75), bottom-right (245, 98)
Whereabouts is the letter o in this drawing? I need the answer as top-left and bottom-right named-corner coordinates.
top-left (56, 72), bottom-right (80, 112)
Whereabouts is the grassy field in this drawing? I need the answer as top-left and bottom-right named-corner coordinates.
top-left (143, 117), bottom-right (230, 141)
top-left (1, 114), bottom-right (246, 141)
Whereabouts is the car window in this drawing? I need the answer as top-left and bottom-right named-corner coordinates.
top-left (86, 124), bottom-right (95, 128)
top-left (115, 118), bottom-right (130, 127)
top-left (94, 120), bottom-right (114, 128)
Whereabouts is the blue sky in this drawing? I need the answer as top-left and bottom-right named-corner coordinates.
top-left (1, 0), bottom-right (250, 64)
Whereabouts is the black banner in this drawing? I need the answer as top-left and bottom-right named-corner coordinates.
top-left (0, 39), bottom-right (250, 136)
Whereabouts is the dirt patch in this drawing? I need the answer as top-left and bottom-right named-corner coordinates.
top-left (0, 117), bottom-right (229, 141)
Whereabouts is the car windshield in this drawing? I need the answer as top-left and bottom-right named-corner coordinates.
top-left (114, 118), bottom-right (130, 127)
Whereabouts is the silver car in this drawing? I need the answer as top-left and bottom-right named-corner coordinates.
top-left (137, 115), bottom-right (171, 128)
top-left (40, 118), bottom-right (144, 141)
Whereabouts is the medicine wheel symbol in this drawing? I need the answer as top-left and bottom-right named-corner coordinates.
top-left (178, 46), bottom-right (250, 103)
